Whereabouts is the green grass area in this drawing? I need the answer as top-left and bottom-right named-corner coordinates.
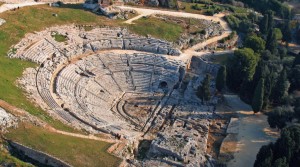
top-left (180, 2), bottom-right (248, 15)
top-left (127, 16), bottom-right (183, 42)
top-left (51, 32), bottom-right (68, 42)
top-left (0, 5), bottom-right (119, 131)
top-left (5, 124), bottom-right (121, 167)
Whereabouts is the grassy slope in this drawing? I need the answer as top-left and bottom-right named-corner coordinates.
top-left (127, 16), bottom-right (183, 42)
top-left (5, 124), bottom-right (121, 167)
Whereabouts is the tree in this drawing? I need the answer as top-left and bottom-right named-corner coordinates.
top-left (254, 143), bottom-right (273, 167)
top-left (278, 47), bottom-right (287, 59)
top-left (255, 125), bottom-right (300, 167)
top-left (271, 69), bottom-right (290, 104)
top-left (267, 11), bottom-right (274, 33)
top-left (252, 78), bottom-right (265, 113)
top-left (293, 53), bottom-right (300, 67)
top-left (274, 28), bottom-right (283, 41)
top-left (273, 157), bottom-right (288, 167)
top-left (234, 48), bottom-right (259, 81)
top-left (267, 106), bottom-right (294, 129)
top-left (290, 65), bottom-right (300, 91)
top-left (260, 14), bottom-right (269, 35)
top-left (244, 35), bottom-right (266, 52)
top-left (227, 48), bottom-right (259, 91)
top-left (216, 65), bottom-right (226, 92)
top-left (266, 28), bottom-right (278, 54)
top-left (282, 21), bottom-right (292, 43)
top-left (294, 98), bottom-right (300, 120)
top-left (197, 74), bottom-right (211, 103)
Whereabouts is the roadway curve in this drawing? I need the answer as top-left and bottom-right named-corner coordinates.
top-left (117, 5), bottom-right (233, 62)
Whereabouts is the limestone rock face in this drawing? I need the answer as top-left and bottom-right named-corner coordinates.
top-left (0, 107), bottom-right (18, 132)
top-left (0, 18), bottom-right (6, 26)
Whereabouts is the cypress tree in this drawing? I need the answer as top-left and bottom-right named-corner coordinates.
top-left (260, 14), bottom-right (269, 35)
top-left (282, 21), bottom-right (292, 44)
top-left (216, 65), bottom-right (226, 92)
top-left (252, 78), bottom-right (265, 113)
top-left (266, 29), bottom-right (278, 54)
top-left (197, 74), bottom-right (211, 103)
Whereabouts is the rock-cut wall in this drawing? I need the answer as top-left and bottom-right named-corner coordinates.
top-left (8, 141), bottom-right (72, 167)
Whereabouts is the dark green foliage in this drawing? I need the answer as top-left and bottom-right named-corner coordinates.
top-left (282, 21), bottom-right (292, 43)
top-left (274, 28), bottom-right (283, 41)
top-left (278, 47), bottom-right (287, 59)
top-left (271, 69), bottom-right (290, 104)
top-left (293, 53), bottom-right (300, 67)
top-left (227, 48), bottom-right (259, 91)
top-left (267, 106), bottom-right (294, 129)
top-left (260, 14), bottom-right (269, 35)
top-left (244, 35), bottom-right (266, 52)
top-left (224, 14), bottom-right (255, 33)
top-left (252, 78), bottom-right (265, 113)
top-left (255, 125), bottom-right (300, 167)
top-left (216, 66), bottom-right (226, 92)
top-left (294, 98), bottom-right (300, 120)
top-left (254, 143), bottom-right (274, 167)
top-left (266, 29), bottom-right (278, 54)
top-left (273, 157), bottom-right (288, 167)
top-left (290, 65), bottom-right (300, 91)
top-left (238, 0), bottom-right (291, 19)
top-left (196, 74), bottom-right (211, 103)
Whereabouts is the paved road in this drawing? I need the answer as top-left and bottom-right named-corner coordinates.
top-left (224, 94), bottom-right (279, 167)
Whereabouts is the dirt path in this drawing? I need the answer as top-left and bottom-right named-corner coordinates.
top-left (117, 6), bottom-right (232, 63)
top-left (224, 94), bottom-right (279, 167)
top-left (118, 6), bottom-right (230, 30)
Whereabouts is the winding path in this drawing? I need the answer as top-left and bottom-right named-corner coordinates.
top-left (117, 5), bottom-right (232, 62)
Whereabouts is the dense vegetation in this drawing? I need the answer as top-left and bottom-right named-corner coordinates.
top-left (222, 1), bottom-right (300, 165)
top-left (254, 125), bottom-right (300, 167)
top-left (215, 0), bottom-right (292, 19)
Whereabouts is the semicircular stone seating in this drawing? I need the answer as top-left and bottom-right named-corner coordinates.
top-left (9, 25), bottom-right (185, 136)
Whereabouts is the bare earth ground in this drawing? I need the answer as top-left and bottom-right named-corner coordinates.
top-left (224, 94), bottom-right (279, 167)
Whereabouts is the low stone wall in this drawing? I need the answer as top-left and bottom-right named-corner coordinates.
top-left (7, 140), bottom-right (72, 167)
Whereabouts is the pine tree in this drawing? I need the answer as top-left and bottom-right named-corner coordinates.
top-left (197, 74), bottom-right (211, 103)
top-left (252, 78), bottom-right (265, 113)
top-left (216, 66), bottom-right (226, 92)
